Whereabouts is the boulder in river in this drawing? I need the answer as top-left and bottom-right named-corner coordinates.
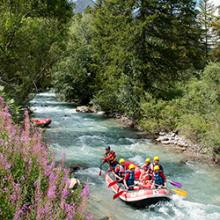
top-left (69, 177), bottom-right (80, 189)
top-left (76, 105), bottom-right (97, 113)
top-left (69, 164), bottom-right (81, 174)
top-left (99, 217), bottom-right (113, 220)
top-left (156, 132), bottom-right (193, 148)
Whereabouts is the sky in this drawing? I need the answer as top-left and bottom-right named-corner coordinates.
top-left (212, 0), bottom-right (220, 7)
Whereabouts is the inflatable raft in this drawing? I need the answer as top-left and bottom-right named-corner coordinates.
top-left (106, 171), bottom-right (172, 207)
top-left (31, 118), bottom-right (52, 127)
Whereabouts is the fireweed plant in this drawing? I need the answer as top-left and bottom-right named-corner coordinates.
top-left (0, 97), bottom-right (91, 220)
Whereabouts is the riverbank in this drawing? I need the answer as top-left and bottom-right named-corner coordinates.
top-left (74, 105), bottom-right (220, 165)
top-left (115, 114), bottom-right (220, 166)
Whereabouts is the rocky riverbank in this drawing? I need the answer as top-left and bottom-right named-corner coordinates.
top-left (75, 105), bottom-right (220, 165)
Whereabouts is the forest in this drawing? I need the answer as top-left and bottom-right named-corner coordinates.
top-left (1, 0), bottom-right (220, 169)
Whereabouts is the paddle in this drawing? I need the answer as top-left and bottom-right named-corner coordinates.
top-left (108, 176), bottom-right (124, 187)
top-left (169, 180), bottom-right (182, 188)
top-left (171, 188), bottom-right (188, 197)
top-left (108, 180), bottom-right (118, 188)
top-left (113, 190), bottom-right (126, 200)
top-left (99, 164), bottom-right (103, 176)
top-left (113, 186), bottom-right (141, 200)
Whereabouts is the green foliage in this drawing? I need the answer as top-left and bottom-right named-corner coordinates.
top-left (197, 0), bottom-right (216, 59)
top-left (140, 62), bottom-right (220, 155)
top-left (39, 0), bottom-right (220, 159)
top-left (53, 0), bottom-right (204, 116)
top-left (211, 11), bottom-right (220, 60)
top-left (0, 0), bottom-right (74, 105)
top-left (0, 86), bottom-right (21, 119)
top-left (53, 14), bottom-right (96, 104)
top-left (140, 92), bottom-right (182, 133)
top-left (0, 100), bottom-right (89, 219)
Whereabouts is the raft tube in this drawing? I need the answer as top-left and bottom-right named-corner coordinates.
top-left (106, 172), bottom-right (172, 208)
top-left (31, 118), bottom-right (52, 128)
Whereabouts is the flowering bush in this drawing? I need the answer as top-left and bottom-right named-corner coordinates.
top-left (0, 97), bottom-right (91, 220)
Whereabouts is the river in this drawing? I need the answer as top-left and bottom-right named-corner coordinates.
top-left (30, 92), bottom-right (220, 220)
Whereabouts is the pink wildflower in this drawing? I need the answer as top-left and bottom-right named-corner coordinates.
top-left (0, 153), bottom-right (11, 170)
top-left (86, 212), bottom-right (93, 220)
top-left (64, 203), bottom-right (75, 220)
top-left (81, 184), bottom-right (90, 198)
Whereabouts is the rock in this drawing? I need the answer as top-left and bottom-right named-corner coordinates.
top-left (99, 217), bottom-right (113, 220)
top-left (119, 116), bottom-right (134, 127)
top-left (69, 177), bottom-right (80, 189)
top-left (179, 159), bottom-right (188, 164)
top-left (69, 164), bottom-right (81, 174)
top-left (159, 132), bottom-right (166, 136)
top-left (76, 106), bottom-right (90, 113)
top-left (156, 136), bottom-right (169, 142)
top-left (156, 131), bottom-right (193, 148)
top-left (76, 105), bottom-right (97, 113)
top-left (97, 111), bottom-right (105, 115)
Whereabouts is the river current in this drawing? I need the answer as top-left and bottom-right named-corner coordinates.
top-left (30, 92), bottom-right (220, 220)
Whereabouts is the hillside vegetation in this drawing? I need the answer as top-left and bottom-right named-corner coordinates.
top-left (52, 0), bottom-right (220, 160)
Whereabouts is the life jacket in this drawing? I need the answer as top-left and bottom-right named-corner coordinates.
top-left (126, 170), bottom-right (135, 186)
top-left (152, 163), bottom-right (163, 172)
top-left (115, 164), bottom-right (125, 176)
top-left (154, 172), bottom-right (164, 186)
top-left (143, 163), bottom-right (152, 172)
top-left (108, 151), bottom-right (116, 163)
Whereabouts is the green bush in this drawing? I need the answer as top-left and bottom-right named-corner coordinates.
top-left (139, 62), bottom-right (220, 157)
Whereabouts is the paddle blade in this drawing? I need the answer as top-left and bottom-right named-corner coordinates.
top-left (99, 169), bottom-right (102, 176)
top-left (113, 190), bottom-right (125, 200)
top-left (172, 189), bottom-right (188, 197)
top-left (170, 180), bottom-right (182, 188)
top-left (108, 180), bottom-right (118, 188)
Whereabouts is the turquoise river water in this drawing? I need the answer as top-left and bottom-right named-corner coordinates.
top-left (30, 92), bottom-right (220, 220)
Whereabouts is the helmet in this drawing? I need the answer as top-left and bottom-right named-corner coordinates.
top-left (145, 158), bottom-right (150, 163)
top-left (154, 165), bottom-right (160, 171)
top-left (119, 158), bottom-right (125, 164)
top-left (129, 164), bottom-right (135, 170)
top-left (154, 156), bottom-right (160, 161)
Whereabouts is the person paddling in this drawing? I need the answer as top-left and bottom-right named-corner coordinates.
top-left (140, 157), bottom-right (152, 183)
top-left (151, 165), bottom-right (167, 189)
top-left (123, 164), bottom-right (135, 190)
top-left (101, 146), bottom-right (118, 170)
top-left (152, 156), bottom-right (164, 172)
top-left (114, 158), bottom-right (126, 181)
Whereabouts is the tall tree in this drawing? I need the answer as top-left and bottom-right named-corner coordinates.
top-left (53, 13), bottom-right (96, 104)
top-left (0, 0), bottom-right (73, 104)
top-left (132, 0), bottom-right (204, 96)
top-left (52, 0), bottom-right (204, 117)
top-left (211, 6), bottom-right (220, 60)
top-left (197, 0), bottom-right (216, 59)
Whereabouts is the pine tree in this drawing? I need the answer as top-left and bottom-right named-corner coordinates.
top-left (211, 6), bottom-right (220, 60)
top-left (131, 0), bottom-right (204, 96)
top-left (197, 0), bottom-right (216, 59)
